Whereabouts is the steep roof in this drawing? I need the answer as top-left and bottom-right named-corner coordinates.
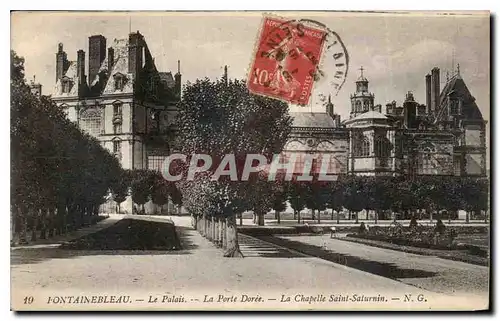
top-left (101, 38), bottom-right (134, 95)
top-left (52, 61), bottom-right (79, 97)
top-left (289, 112), bottom-right (336, 128)
top-left (159, 72), bottom-right (175, 89)
top-left (436, 73), bottom-right (483, 121)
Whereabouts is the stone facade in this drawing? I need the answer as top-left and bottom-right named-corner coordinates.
top-left (47, 31), bottom-right (181, 215)
top-left (286, 66), bottom-right (487, 178)
top-left (50, 31), bottom-right (180, 171)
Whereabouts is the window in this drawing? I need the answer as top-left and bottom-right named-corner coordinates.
top-left (449, 99), bottom-right (460, 116)
top-left (114, 75), bottom-right (126, 91)
top-left (113, 140), bottom-right (121, 155)
top-left (148, 156), bottom-right (166, 172)
top-left (113, 123), bottom-right (122, 134)
top-left (80, 108), bottom-right (102, 136)
top-left (62, 79), bottom-right (71, 93)
top-left (375, 137), bottom-right (391, 158)
top-left (363, 101), bottom-right (369, 111)
top-left (113, 103), bottom-right (122, 116)
top-left (355, 101), bottom-right (361, 112)
top-left (353, 136), bottom-right (370, 157)
top-left (417, 146), bottom-right (436, 175)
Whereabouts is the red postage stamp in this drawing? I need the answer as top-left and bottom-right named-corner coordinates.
top-left (247, 16), bottom-right (328, 106)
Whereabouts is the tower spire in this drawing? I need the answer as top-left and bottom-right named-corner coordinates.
top-left (359, 66), bottom-right (364, 78)
top-left (457, 63), bottom-right (460, 76)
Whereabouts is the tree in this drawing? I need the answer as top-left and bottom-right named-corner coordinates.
top-left (343, 176), bottom-right (365, 223)
top-left (325, 179), bottom-right (345, 223)
top-left (11, 50), bottom-right (122, 243)
top-left (175, 77), bottom-right (292, 256)
top-left (288, 181), bottom-right (307, 224)
top-left (112, 170), bottom-right (133, 213)
top-left (130, 169), bottom-right (157, 214)
top-left (271, 183), bottom-right (288, 225)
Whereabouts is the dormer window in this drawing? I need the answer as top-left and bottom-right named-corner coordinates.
top-left (449, 99), bottom-right (460, 116)
top-left (113, 73), bottom-right (127, 91)
top-left (61, 78), bottom-right (72, 94)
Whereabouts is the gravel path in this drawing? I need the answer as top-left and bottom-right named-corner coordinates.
top-left (12, 216), bottom-right (423, 294)
top-left (276, 235), bottom-right (489, 297)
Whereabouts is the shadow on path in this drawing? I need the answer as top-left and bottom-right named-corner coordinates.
top-left (238, 234), bottom-right (304, 258)
top-left (257, 236), bottom-right (437, 280)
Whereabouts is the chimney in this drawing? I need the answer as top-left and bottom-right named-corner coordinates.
top-left (333, 114), bottom-right (341, 128)
top-left (108, 47), bottom-right (114, 72)
top-left (77, 50), bottom-right (85, 84)
top-left (425, 73), bottom-right (431, 114)
top-left (175, 60), bottom-right (181, 98)
top-left (128, 32), bottom-right (143, 80)
top-left (56, 43), bottom-right (67, 82)
top-left (88, 35), bottom-right (107, 86)
top-left (430, 67), bottom-right (440, 114)
top-left (326, 95), bottom-right (334, 117)
top-left (404, 91), bottom-right (417, 129)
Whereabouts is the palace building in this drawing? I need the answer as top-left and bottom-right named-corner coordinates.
top-left (50, 31), bottom-right (181, 171)
top-left (283, 65), bottom-right (487, 178)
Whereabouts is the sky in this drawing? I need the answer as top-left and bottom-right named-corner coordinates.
top-left (11, 11), bottom-right (490, 151)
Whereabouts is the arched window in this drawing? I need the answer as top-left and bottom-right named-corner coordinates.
top-left (363, 100), bottom-right (369, 111)
top-left (80, 108), bottom-right (102, 136)
top-left (375, 137), bottom-right (391, 158)
top-left (355, 101), bottom-right (361, 112)
top-left (354, 136), bottom-right (370, 157)
top-left (112, 138), bottom-right (122, 161)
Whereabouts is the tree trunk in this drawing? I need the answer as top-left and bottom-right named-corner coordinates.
top-left (252, 213), bottom-right (257, 224)
top-left (355, 211), bottom-right (359, 224)
top-left (257, 212), bottom-right (265, 226)
top-left (311, 209), bottom-right (315, 220)
top-left (10, 206), bottom-right (16, 245)
top-left (39, 208), bottom-right (47, 240)
top-left (375, 210), bottom-right (378, 224)
top-left (224, 215), bottom-right (244, 258)
top-left (337, 210), bottom-right (340, 224)
top-left (48, 208), bottom-right (55, 238)
top-left (239, 213), bottom-right (243, 226)
top-left (331, 209), bottom-right (334, 220)
top-left (297, 210), bottom-right (301, 224)
top-left (222, 218), bottom-right (228, 249)
top-left (31, 208), bottom-right (38, 242)
top-left (19, 206), bottom-right (28, 245)
top-left (277, 211), bottom-right (281, 224)
top-left (317, 210), bottom-right (321, 224)
top-left (219, 218), bottom-right (224, 247)
top-left (466, 210), bottom-right (470, 223)
top-left (429, 210), bottom-right (433, 223)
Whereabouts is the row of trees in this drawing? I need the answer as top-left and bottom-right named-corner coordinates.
top-left (11, 51), bottom-right (124, 243)
top-left (111, 169), bottom-right (182, 214)
top-left (269, 175), bottom-right (489, 225)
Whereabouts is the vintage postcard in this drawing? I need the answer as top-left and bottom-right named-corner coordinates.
top-left (10, 11), bottom-right (490, 311)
